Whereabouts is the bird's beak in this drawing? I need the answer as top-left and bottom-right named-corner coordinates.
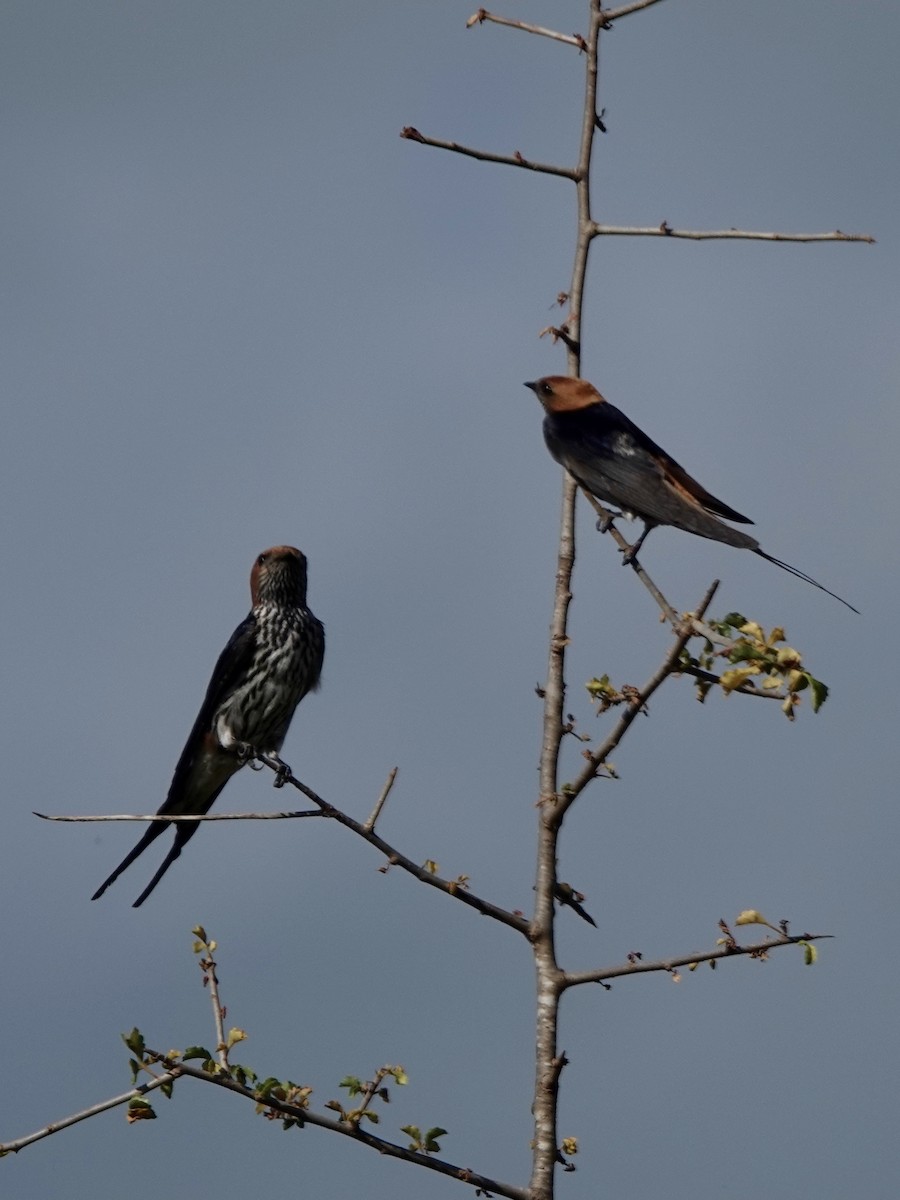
top-left (523, 381), bottom-right (537, 393)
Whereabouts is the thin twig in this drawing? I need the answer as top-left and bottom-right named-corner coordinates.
top-left (33, 810), bottom-right (323, 822)
top-left (258, 766), bottom-right (530, 936)
top-left (563, 932), bottom-right (833, 988)
top-left (198, 948), bottom-right (229, 1071)
top-left (600, 0), bottom-right (670, 24)
top-left (0, 1073), bottom-right (178, 1155)
top-left (467, 9), bottom-right (587, 49)
top-left (157, 1058), bottom-right (531, 1200)
top-left (592, 222), bottom-right (875, 243)
top-left (577, 488), bottom-right (680, 626)
top-left (558, 581), bottom-right (719, 813)
top-left (400, 128), bottom-right (578, 180)
top-left (364, 767), bottom-right (398, 832)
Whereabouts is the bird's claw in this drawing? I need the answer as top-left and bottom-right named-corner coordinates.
top-left (595, 511), bottom-right (617, 534)
top-left (272, 760), bottom-right (291, 788)
top-left (254, 751), bottom-right (291, 787)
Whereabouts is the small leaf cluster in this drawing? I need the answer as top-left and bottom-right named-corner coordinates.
top-left (400, 1124), bottom-right (448, 1155)
top-left (584, 674), bottom-right (642, 716)
top-left (325, 1065), bottom-right (409, 1128)
top-left (681, 613), bottom-right (829, 718)
top-left (253, 1077), bottom-right (313, 1130)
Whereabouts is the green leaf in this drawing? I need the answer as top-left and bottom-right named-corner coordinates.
top-left (424, 1126), bottom-right (448, 1153)
top-left (233, 1064), bottom-right (257, 1088)
top-left (254, 1077), bottom-right (281, 1098)
top-left (182, 1046), bottom-right (213, 1061)
top-left (339, 1076), bottom-right (363, 1096)
top-left (401, 1124), bottom-right (421, 1141)
top-left (363, 1110), bottom-right (380, 1124)
top-left (122, 1028), bottom-right (145, 1057)
top-left (727, 642), bottom-right (762, 664)
top-left (807, 674), bottom-right (829, 712)
top-left (800, 940), bottom-right (819, 966)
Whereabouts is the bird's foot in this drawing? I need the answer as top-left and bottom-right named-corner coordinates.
top-left (595, 509), bottom-right (620, 534)
top-left (620, 523), bottom-right (652, 565)
top-left (256, 751), bottom-right (292, 787)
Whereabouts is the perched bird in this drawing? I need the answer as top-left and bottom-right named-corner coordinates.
top-left (525, 376), bottom-right (857, 613)
top-left (92, 546), bottom-right (325, 907)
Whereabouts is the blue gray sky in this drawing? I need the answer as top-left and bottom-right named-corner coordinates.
top-left (2, 3), bottom-right (898, 1198)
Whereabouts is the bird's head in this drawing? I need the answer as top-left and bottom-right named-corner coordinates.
top-left (524, 376), bottom-right (604, 413)
top-left (251, 545), bottom-right (309, 607)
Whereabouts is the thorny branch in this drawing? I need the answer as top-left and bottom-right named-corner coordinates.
top-left (0, 1074), bottom-right (178, 1156)
top-left (576, 487), bottom-right (680, 625)
top-left (600, 0), bottom-right (670, 22)
top-left (466, 8), bottom-right (587, 49)
top-left (564, 931), bottom-right (834, 989)
top-left (261, 765), bottom-right (530, 936)
top-left (34, 810), bottom-right (323, 823)
top-left (400, 128), bottom-right (577, 180)
top-left (402, 4), bottom-right (869, 1199)
top-left (593, 222), bottom-right (875, 243)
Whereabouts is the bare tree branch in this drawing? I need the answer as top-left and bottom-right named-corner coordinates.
top-left (592, 221), bottom-right (875, 243)
top-left (364, 766), bottom-right (398, 832)
top-left (563, 931), bottom-right (832, 988)
top-left (466, 8), bottom-right (587, 50)
top-left (400, 127), bottom-right (578, 180)
top-left (0, 1074), bottom-right (178, 1156)
top-left (600, 0), bottom-right (670, 24)
top-left (576, 487), bottom-right (681, 625)
top-left (34, 810), bottom-right (323, 823)
top-left (261, 767), bottom-right (530, 936)
top-left (528, 8), bottom-right (610, 1198)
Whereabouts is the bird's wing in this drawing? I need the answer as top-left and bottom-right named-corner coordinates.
top-left (609, 405), bottom-right (752, 523)
top-left (550, 404), bottom-right (753, 528)
top-left (158, 612), bottom-right (259, 816)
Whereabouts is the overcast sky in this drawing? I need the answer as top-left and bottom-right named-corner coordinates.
top-left (2, 3), bottom-right (898, 1198)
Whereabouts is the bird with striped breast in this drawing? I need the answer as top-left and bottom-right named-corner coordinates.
top-left (92, 545), bottom-right (325, 907)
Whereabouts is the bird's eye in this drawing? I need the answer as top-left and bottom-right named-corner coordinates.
top-left (257, 553), bottom-right (268, 566)
top-left (540, 382), bottom-right (553, 396)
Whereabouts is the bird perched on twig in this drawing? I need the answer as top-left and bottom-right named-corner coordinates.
top-left (525, 376), bottom-right (857, 613)
top-left (92, 545), bottom-right (325, 907)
